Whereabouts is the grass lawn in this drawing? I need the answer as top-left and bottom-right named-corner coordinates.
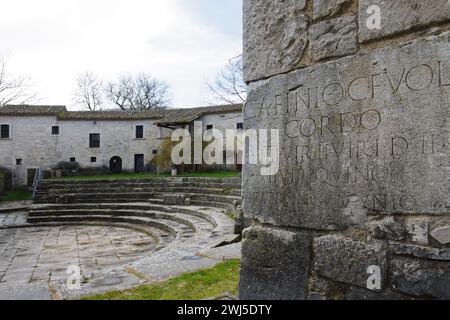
top-left (0, 191), bottom-right (33, 202)
top-left (82, 259), bottom-right (240, 300)
top-left (50, 171), bottom-right (240, 181)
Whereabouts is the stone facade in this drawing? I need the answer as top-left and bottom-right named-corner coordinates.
top-left (241, 0), bottom-right (450, 300)
top-left (0, 105), bottom-right (243, 187)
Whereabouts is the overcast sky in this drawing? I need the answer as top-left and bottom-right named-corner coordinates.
top-left (0, 0), bottom-right (243, 110)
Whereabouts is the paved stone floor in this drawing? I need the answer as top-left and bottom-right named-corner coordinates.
top-left (0, 205), bottom-right (241, 299)
top-left (0, 225), bottom-right (157, 290)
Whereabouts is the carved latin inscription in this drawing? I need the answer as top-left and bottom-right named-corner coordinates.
top-left (243, 34), bottom-right (450, 229)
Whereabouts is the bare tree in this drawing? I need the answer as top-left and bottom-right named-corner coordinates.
top-left (0, 58), bottom-right (36, 107)
top-left (208, 55), bottom-right (247, 104)
top-left (73, 72), bottom-right (103, 111)
top-left (105, 73), bottom-right (170, 111)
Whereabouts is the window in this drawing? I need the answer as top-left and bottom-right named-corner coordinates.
top-left (206, 125), bottom-right (213, 131)
top-left (237, 123), bottom-right (244, 130)
top-left (0, 124), bottom-right (10, 139)
top-left (136, 125), bottom-right (144, 139)
top-left (16, 159), bottom-right (23, 166)
top-left (152, 149), bottom-right (158, 155)
top-left (90, 157), bottom-right (97, 163)
top-left (52, 126), bottom-right (59, 135)
top-left (89, 133), bottom-right (100, 148)
top-left (70, 157), bottom-right (76, 163)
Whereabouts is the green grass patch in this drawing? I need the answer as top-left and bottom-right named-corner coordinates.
top-left (82, 259), bottom-right (240, 300)
top-left (0, 191), bottom-right (33, 202)
top-left (177, 171), bottom-right (240, 178)
top-left (50, 171), bottom-right (240, 181)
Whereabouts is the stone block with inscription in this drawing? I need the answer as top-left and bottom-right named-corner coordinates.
top-left (244, 32), bottom-right (450, 230)
top-left (241, 0), bottom-right (450, 300)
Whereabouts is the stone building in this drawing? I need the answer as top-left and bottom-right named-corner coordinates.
top-left (0, 104), bottom-right (242, 187)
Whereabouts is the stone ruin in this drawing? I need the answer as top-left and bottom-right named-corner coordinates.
top-left (0, 177), bottom-right (242, 299)
top-left (239, 0), bottom-right (450, 300)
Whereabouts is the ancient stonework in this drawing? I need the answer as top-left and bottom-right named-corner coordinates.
top-left (359, 0), bottom-right (450, 42)
top-left (313, 235), bottom-right (387, 289)
top-left (243, 0), bottom-right (308, 82)
top-left (431, 226), bottom-right (450, 245)
top-left (313, 0), bottom-right (352, 20)
top-left (389, 256), bottom-right (450, 299)
top-left (239, 226), bottom-right (311, 300)
top-left (244, 32), bottom-right (450, 230)
top-left (240, 0), bottom-right (450, 300)
top-left (309, 16), bottom-right (358, 61)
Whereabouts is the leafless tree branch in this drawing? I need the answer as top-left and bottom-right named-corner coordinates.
top-left (73, 71), bottom-right (103, 111)
top-left (208, 55), bottom-right (247, 105)
top-left (0, 58), bottom-right (37, 107)
top-left (105, 73), bottom-right (170, 111)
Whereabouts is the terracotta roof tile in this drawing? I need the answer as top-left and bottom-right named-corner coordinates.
top-left (154, 104), bottom-right (243, 126)
top-left (0, 104), bottom-right (243, 123)
top-left (0, 105), bottom-right (67, 115)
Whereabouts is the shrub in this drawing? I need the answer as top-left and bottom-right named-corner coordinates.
top-left (0, 167), bottom-right (12, 192)
top-left (54, 161), bottom-right (81, 176)
top-left (152, 137), bottom-right (174, 173)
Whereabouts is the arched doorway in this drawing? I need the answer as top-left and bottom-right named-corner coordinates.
top-left (109, 156), bottom-right (122, 173)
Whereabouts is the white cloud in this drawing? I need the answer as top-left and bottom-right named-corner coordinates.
top-left (0, 0), bottom-right (242, 109)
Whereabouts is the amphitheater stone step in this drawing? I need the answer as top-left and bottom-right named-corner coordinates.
top-left (28, 202), bottom-right (230, 233)
top-left (26, 202), bottom-right (237, 253)
top-left (190, 200), bottom-right (230, 209)
top-left (38, 179), bottom-right (242, 190)
top-left (37, 182), bottom-right (242, 189)
top-left (1, 197), bottom-right (238, 299)
top-left (35, 177), bottom-right (243, 209)
top-left (30, 213), bottom-right (197, 237)
top-left (34, 198), bottom-right (151, 204)
top-left (39, 177), bottom-right (241, 184)
top-left (0, 206), bottom-right (31, 214)
top-left (28, 208), bottom-right (216, 233)
top-left (35, 186), bottom-right (241, 197)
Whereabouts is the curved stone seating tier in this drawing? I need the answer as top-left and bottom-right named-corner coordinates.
top-left (35, 177), bottom-right (242, 209)
top-left (38, 177), bottom-right (242, 185)
top-left (0, 206), bottom-right (31, 214)
top-left (36, 187), bottom-right (242, 197)
top-left (26, 202), bottom-right (236, 245)
top-left (0, 202), bottom-right (237, 298)
top-left (1, 177), bottom-right (241, 298)
top-left (28, 209), bottom-right (208, 233)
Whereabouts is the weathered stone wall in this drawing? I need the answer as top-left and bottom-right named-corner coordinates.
top-left (240, 0), bottom-right (450, 300)
top-left (198, 112), bottom-right (244, 171)
top-left (0, 116), bottom-right (60, 186)
top-left (0, 116), bottom-right (167, 185)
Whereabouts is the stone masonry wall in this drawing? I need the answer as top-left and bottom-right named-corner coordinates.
top-left (240, 0), bottom-right (450, 300)
top-left (0, 116), bottom-right (168, 185)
